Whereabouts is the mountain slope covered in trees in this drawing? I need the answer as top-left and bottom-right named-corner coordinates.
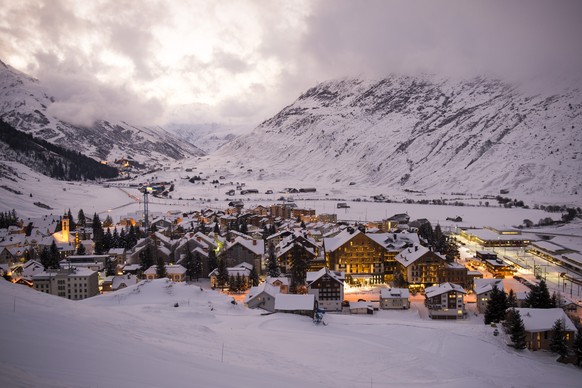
top-left (0, 119), bottom-right (118, 181)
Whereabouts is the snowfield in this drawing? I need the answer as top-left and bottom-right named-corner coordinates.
top-left (1, 278), bottom-right (581, 388)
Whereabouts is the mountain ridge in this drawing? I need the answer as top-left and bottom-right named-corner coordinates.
top-left (0, 61), bottom-right (205, 168)
top-left (214, 75), bottom-right (581, 199)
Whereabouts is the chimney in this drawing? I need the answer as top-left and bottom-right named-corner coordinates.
top-left (415, 246), bottom-right (418, 252)
top-left (253, 239), bottom-right (257, 245)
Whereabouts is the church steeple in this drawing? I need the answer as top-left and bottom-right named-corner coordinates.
top-left (61, 213), bottom-right (70, 243)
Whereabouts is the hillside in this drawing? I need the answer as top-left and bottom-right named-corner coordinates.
top-left (2, 278), bottom-right (581, 387)
top-left (0, 119), bottom-right (118, 181)
top-left (213, 75), bottom-right (582, 200)
top-left (0, 60), bottom-right (205, 168)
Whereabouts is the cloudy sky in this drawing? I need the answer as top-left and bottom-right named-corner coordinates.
top-left (1, 0), bottom-right (581, 129)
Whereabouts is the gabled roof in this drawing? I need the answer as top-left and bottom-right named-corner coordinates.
top-left (474, 278), bottom-right (504, 295)
top-left (208, 262), bottom-right (253, 277)
top-left (144, 264), bottom-right (186, 275)
top-left (515, 308), bottom-right (576, 332)
top-left (265, 276), bottom-right (290, 286)
top-left (274, 294), bottom-right (315, 311)
top-left (244, 282), bottom-right (280, 303)
top-left (395, 245), bottom-right (445, 267)
top-left (323, 229), bottom-right (363, 252)
top-left (228, 236), bottom-right (264, 256)
top-left (380, 287), bottom-right (410, 299)
top-left (306, 267), bottom-right (344, 285)
top-left (425, 282), bottom-right (466, 298)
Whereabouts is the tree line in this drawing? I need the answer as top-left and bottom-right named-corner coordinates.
top-left (0, 119), bottom-right (119, 181)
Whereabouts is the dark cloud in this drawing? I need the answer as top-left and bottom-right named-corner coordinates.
top-left (1, 0), bottom-right (580, 130)
top-left (301, 0), bottom-right (582, 81)
top-left (37, 56), bottom-right (164, 127)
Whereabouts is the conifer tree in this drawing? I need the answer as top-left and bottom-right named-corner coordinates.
top-left (392, 268), bottom-right (407, 288)
top-left (235, 273), bottom-right (243, 292)
top-left (127, 225), bottom-right (138, 248)
top-left (77, 209), bottom-right (86, 227)
top-left (103, 214), bottom-right (114, 228)
top-left (156, 256), bottom-right (167, 279)
top-left (484, 285), bottom-right (507, 324)
top-left (139, 243), bottom-right (155, 274)
top-left (48, 240), bottom-right (61, 269)
top-left (550, 319), bottom-right (568, 361)
top-left (290, 243), bottom-right (308, 293)
top-left (67, 209), bottom-right (76, 230)
top-left (249, 266), bottom-right (259, 287)
top-left (105, 257), bottom-right (116, 277)
top-left (207, 248), bottom-right (218, 273)
top-left (507, 309), bottom-right (527, 349)
top-left (217, 258), bottom-right (229, 290)
top-left (112, 228), bottom-right (120, 248)
top-left (444, 238), bottom-right (460, 262)
top-left (192, 251), bottom-right (202, 281)
top-left (229, 274), bottom-right (236, 292)
top-left (507, 289), bottom-right (518, 308)
top-left (40, 246), bottom-right (51, 270)
top-left (183, 249), bottom-right (196, 281)
top-left (434, 224), bottom-right (447, 253)
top-left (119, 228), bottom-right (128, 249)
top-left (103, 228), bottom-right (113, 253)
top-left (267, 242), bottom-right (280, 277)
top-left (525, 279), bottom-right (552, 308)
top-left (92, 213), bottom-right (104, 254)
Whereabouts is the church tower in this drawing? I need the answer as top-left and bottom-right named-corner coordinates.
top-left (61, 213), bottom-right (70, 243)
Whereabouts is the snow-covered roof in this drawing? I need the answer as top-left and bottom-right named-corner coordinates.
top-left (323, 229), bottom-right (361, 252)
top-left (306, 267), bottom-right (344, 285)
top-left (144, 264), bottom-right (186, 275)
top-left (274, 294), bottom-right (315, 311)
top-left (265, 276), bottom-right (290, 287)
top-left (395, 245), bottom-right (444, 267)
top-left (108, 248), bottom-right (125, 255)
top-left (465, 228), bottom-right (535, 242)
top-left (349, 301), bottom-right (373, 309)
top-left (515, 308), bottom-right (576, 332)
top-left (425, 282), bottom-right (466, 298)
top-left (474, 278), bottom-right (504, 295)
top-left (229, 236), bottom-right (264, 255)
top-left (244, 282), bottom-right (280, 303)
top-left (209, 262), bottom-right (253, 277)
top-left (380, 287), bottom-right (410, 299)
top-left (530, 240), bottom-right (573, 254)
top-left (33, 267), bottom-right (96, 279)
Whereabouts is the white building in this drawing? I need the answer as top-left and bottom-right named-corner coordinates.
top-left (33, 267), bottom-right (99, 300)
top-left (474, 278), bottom-right (504, 313)
top-left (424, 282), bottom-right (467, 320)
top-left (380, 288), bottom-right (410, 310)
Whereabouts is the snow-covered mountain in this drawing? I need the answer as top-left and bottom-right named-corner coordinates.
top-left (214, 75), bottom-right (582, 199)
top-left (165, 122), bottom-right (247, 154)
top-left (0, 60), bottom-right (205, 167)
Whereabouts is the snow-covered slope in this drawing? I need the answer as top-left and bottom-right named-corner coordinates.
top-left (0, 60), bottom-right (205, 167)
top-left (2, 277), bottom-right (581, 388)
top-left (165, 122), bottom-right (246, 154)
top-left (214, 75), bottom-right (582, 199)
